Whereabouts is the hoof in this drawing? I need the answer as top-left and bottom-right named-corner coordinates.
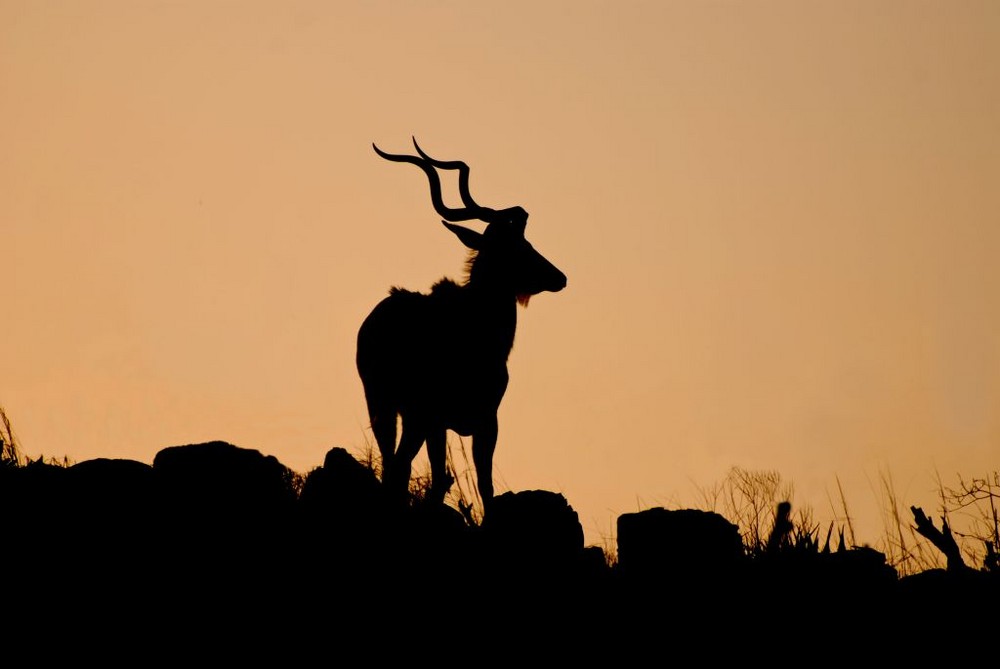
top-left (427, 473), bottom-right (455, 505)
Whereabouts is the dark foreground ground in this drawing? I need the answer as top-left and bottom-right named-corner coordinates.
top-left (4, 441), bottom-right (996, 658)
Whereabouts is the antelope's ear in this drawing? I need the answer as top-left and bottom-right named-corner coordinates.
top-left (442, 221), bottom-right (483, 250)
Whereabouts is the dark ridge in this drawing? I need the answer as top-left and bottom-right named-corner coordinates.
top-left (3, 441), bottom-right (995, 656)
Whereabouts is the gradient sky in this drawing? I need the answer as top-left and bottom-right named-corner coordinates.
top-left (3, 0), bottom-right (998, 549)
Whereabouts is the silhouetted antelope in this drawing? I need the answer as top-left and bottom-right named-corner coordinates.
top-left (357, 138), bottom-right (567, 511)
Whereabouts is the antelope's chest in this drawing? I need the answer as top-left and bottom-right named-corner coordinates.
top-left (440, 368), bottom-right (509, 435)
top-left (405, 289), bottom-right (515, 425)
top-left (427, 355), bottom-right (509, 404)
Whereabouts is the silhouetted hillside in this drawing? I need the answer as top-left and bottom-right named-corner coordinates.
top-left (3, 441), bottom-right (996, 654)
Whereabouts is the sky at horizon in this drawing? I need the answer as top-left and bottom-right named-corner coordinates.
top-left (3, 0), bottom-right (998, 549)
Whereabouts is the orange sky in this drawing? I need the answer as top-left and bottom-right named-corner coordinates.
top-left (3, 0), bottom-right (998, 548)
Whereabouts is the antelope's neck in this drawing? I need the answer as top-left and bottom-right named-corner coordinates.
top-left (468, 288), bottom-right (518, 358)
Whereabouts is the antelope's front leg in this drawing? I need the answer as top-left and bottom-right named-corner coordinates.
top-left (426, 429), bottom-right (453, 505)
top-left (472, 415), bottom-right (498, 509)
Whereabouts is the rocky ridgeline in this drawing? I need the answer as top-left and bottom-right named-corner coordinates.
top-left (3, 441), bottom-right (995, 649)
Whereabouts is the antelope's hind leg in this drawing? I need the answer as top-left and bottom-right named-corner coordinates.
top-left (388, 419), bottom-right (427, 501)
top-left (425, 429), bottom-right (454, 505)
top-left (367, 402), bottom-right (398, 486)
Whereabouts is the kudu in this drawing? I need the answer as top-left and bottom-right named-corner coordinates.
top-left (357, 138), bottom-right (567, 511)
